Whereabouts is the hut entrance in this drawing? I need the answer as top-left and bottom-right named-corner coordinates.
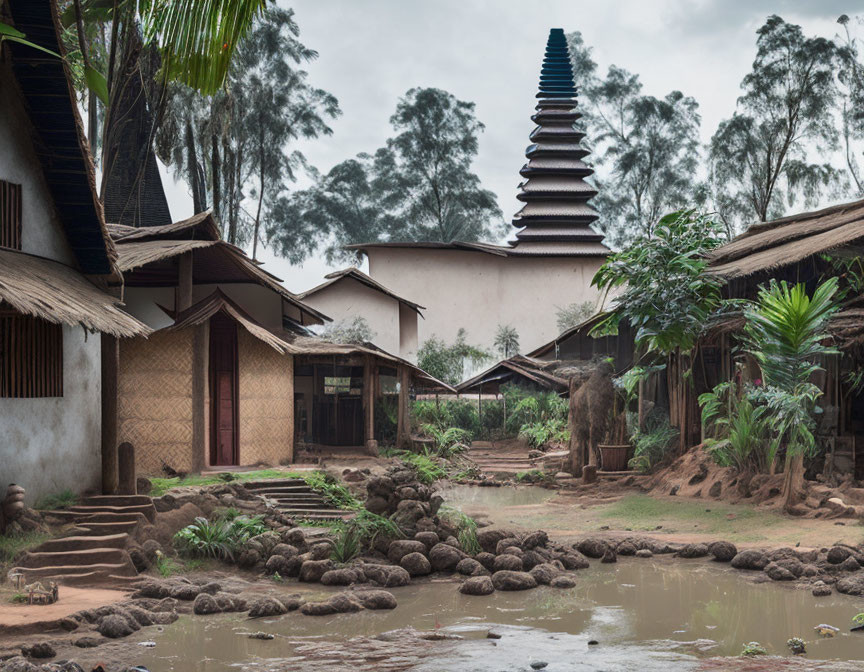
top-left (209, 312), bottom-right (238, 465)
top-left (294, 359), bottom-right (364, 447)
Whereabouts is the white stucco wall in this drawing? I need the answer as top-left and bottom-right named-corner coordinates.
top-left (0, 67), bottom-right (75, 266)
top-left (301, 278), bottom-right (404, 356)
top-left (0, 326), bottom-right (102, 506)
top-left (366, 248), bottom-right (607, 359)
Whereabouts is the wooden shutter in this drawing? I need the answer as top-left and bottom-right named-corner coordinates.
top-left (0, 309), bottom-right (63, 397)
top-left (0, 180), bottom-right (22, 250)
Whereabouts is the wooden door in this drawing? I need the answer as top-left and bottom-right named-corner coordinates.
top-left (209, 313), bottom-right (238, 465)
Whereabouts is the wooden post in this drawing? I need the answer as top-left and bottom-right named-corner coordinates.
top-left (117, 442), bottom-right (136, 495)
top-left (191, 323), bottom-right (207, 472)
top-left (396, 365), bottom-right (410, 449)
top-left (177, 252), bottom-right (194, 312)
top-left (101, 334), bottom-right (119, 495)
top-left (363, 355), bottom-right (377, 455)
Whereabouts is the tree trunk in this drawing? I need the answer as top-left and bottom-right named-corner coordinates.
top-left (252, 132), bottom-right (265, 260)
top-left (211, 134), bottom-right (221, 221)
top-left (186, 121), bottom-right (204, 212)
top-left (782, 452), bottom-right (805, 513)
top-left (566, 377), bottom-right (582, 475)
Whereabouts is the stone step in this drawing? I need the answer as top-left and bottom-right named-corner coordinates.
top-left (18, 548), bottom-right (131, 568)
top-left (10, 562), bottom-right (138, 584)
top-left (37, 534), bottom-right (129, 553)
top-left (292, 512), bottom-right (353, 521)
top-left (244, 479), bottom-right (308, 489)
top-left (271, 501), bottom-right (334, 510)
top-left (276, 507), bottom-right (352, 516)
top-left (250, 486), bottom-right (314, 496)
top-left (76, 520), bottom-right (141, 535)
top-left (43, 510), bottom-right (149, 525)
top-left (68, 503), bottom-right (156, 523)
top-left (79, 495), bottom-right (153, 507)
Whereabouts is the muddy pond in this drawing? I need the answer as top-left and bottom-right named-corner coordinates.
top-left (125, 558), bottom-right (864, 671)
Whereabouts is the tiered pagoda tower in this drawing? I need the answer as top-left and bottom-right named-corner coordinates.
top-left (510, 28), bottom-right (608, 255)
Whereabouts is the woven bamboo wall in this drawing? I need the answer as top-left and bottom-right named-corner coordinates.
top-left (119, 329), bottom-right (195, 475)
top-left (238, 329), bottom-right (294, 465)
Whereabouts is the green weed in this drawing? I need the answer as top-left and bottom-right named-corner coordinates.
top-left (33, 490), bottom-right (77, 511)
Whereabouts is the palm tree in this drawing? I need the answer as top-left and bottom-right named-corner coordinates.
top-left (743, 277), bottom-right (839, 511)
top-left (494, 325), bottom-right (520, 359)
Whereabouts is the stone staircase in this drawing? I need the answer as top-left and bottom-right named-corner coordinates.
top-left (11, 495), bottom-right (155, 587)
top-left (243, 479), bottom-right (354, 522)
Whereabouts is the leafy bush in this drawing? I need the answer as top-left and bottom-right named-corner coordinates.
top-left (173, 514), bottom-right (269, 561)
top-left (421, 424), bottom-right (471, 458)
top-left (628, 410), bottom-right (678, 472)
top-left (303, 471), bottom-right (362, 510)
top-left (700, 381), bottom-right (772, 472)
top-left (412, 398), bottom-right (480, 439)
top-left (417, 329), bottom-right (491, 385)
top-left (479, 401), bottom-right (505, 438)
top-left (519, 417), bottom-right (569, 450)
top-left (439, 506), bottom-right (481, 555)
top-left (400, 452), bottom-right (447, 483)
top-left (503, 385), bottom-right (568, 436)
top-left (329, 523), bottom-right (362, 563)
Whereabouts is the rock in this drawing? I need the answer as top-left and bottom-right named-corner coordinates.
top-left (401, 552), bottom-right (433, 576)
top-left (98, 614), bottom-right (136, 638)
top-left (601, 549), bottom-right (617, 564)
top-left (127, 546), bottom-right (150, 572)
top-left (708, 541), bottom-right (737, 562)
top-left (530, 662), bottom-right (549, 670)
top-left (475, 552), bottom-right (497, 571)
top-left (493, 554), bottom-right (524, 572)
top-left (299, 559), bottom-right (332, 583)
top-left (215, 592), bottom-right (245, 612)
top-left (20, 643), bottom-right (55, 659)
top-left (364, 564), bottom-right (411, 587)
top-left (635, 549), bottom-right (653, 558)
top-left (839, 556), bottom-right (861, 572)
top-left (248, 631), bottom-right (275, 640)
top-left (282, 527), bottom-right (307, 547)
top-left (429, 542), bottom-right (464, 571)
top-left (364, 495), bottom-right (389, 515)
top-left (193, 593), bottom-right (221, 615)
top-left (300, 593), bottom-right (363, 616)
top-left (529, 563), bottom-right (559, 585)
top-left (477, 529), bottom-right (513, 554)
top-left (764, 562), bottom-right (796, 581)
top-left (355, 590), bottom-right (397, 610)
top-left (271, 543), bottom-right (299, 560)
top-left (247, 597), bottom-right (288, 618)
top-left (237, 548), bottom-right (262, 569)
top-left (71, 636), bottom-right (102, 649)
top-left (456, 557), bottom-right (485, 576)
top-left (414, 531), bottom-right (440, 551)
top-left (388, 540), bottom-right (428, 564)
top-left (559, 552), bottom-right (590, 570)
top-left (731, 550), bottom-right (769, 571)
top-left (827, 546), bottom-right (852, 564)
top-left (550, 575), bottom-right (577, 588)
top-left (495, 538), bottom-right (521, 555)
top-left (616, 542), bottom-right (637, 556)
top-left (576, 538), bottom-right (608, 559)
top-left (0, 657), bottom-right (40, 672)
top-left (264, 554), bottom-right (291, 576)
top-left (309, 542), bottom-right (334, 560)
top-left (459, 575), bottom-right (495, 595)
top-left (320, 568), bottom-right (360, 586)
top-left (677, 543), bottom-right (709, 559)
top-left (812, 581), bottom-right (832, 597)
top-left (521, 530), bottom-right (549, 550)
top-left (136, 476), bottom-right (152, 494)
top-left (491, 570), bottom-right (537, 591)
top-left (836, 575), bottom-right (864, 596)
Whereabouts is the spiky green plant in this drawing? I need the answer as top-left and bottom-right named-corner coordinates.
top-left (174, 517), bottom-right (234, 560)
top-left (329, 523), bottom-right (361, 564)
top-left (439, 506), bottom-right (481, 555)
top-left (420, 424), bottom-right (471, 458)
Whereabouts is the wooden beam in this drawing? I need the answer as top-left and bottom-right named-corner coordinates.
top-left (396, 365), bottom-right (411, 449)
top-left (363, 355), bottom-right (377, 455)
top-left (191, 323), bottom-right (207, 472)
top-left (177, 252), bottom-right (194, 312)
top-left (100, 334), bottom-right (119, 495)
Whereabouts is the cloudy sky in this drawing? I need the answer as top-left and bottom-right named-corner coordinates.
top-left (159, 0), bottom-right (862, 294)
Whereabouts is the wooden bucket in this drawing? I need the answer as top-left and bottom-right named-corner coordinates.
top-left (599, 444), bottom-right (631, 472)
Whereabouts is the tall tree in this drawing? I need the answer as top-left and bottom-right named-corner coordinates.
top-left (272, 87), bottom-right (505, 263)
top-left (836, 14), bottom-right (864, 196)
top-left (157, 8), bottom-right (339, 250)
top-left (565, 33), bottom-right (702, 248)
top-left (708, 16), bottom-right (842, 235)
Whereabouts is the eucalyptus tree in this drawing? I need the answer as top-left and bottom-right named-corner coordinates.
top-left (708, 16), bottom-right (842, 234)
top-left (157, 7), bottom-right (339, 251)
top-left (836, 14), bottom-right (864, 196)
top-left (565, 33), bottom-right (702, 248)
top-left (275, 87), bottom-right (505, 262)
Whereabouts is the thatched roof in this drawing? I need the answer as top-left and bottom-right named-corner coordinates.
top-left (0, 249), bottom-right (149, 337)
top-left (707, 198), bottom-right (864, 278)
top-left (527, 312), bottom-right (607, 358)
top-left (457, 355), bottom-right (572, 395)
top-left (165, 290), bottom-right (293, 354)
top-left (345, 239), bottom-right (609, 258)
top-left (108, 211), bottom-right (221, 243)
top-left (114, 236), bottom-right (330, 325)
top-left (299, 266), bottom-right (425, 315)
top-left (7, 0), bottom-right (116, 276)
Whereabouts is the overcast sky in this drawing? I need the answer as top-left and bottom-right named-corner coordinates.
top-left (159, 0), bottom-right (862, 294)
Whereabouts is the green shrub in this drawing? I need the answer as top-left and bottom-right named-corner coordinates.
top-left (421, 424), bottom-right (471, 458)
top-left (700, 382), bottom-right (772, 472)
top-left (628, 410), bottom-right (678, 472)
top-left (519, 417), bottom-right (569, 450)
top-left (400, 452), bottom-right (447, 484)
top-left (329, 523), bottom-right (362, 564)
top-left (503, 385), bottom-right (568, 436)
top-left (34, 490), bottom-right (77, 511)
top-left (439, 506), bottom-right (481, 555)
top-left (173, 514), bottom-right (269, 561)
top-left (303, 471), bottom-right (362, 510)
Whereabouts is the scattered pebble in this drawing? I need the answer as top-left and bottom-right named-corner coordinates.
top-left (248, 632), bottom-right (275, 640)
top-left (487, 631), bottom-right (502, 639)
top-left (815, 624), bottom-right (840, 637)
top-left (137, 641), bottom-right (157, 647)
top-left (530, 662), bottom-right (548, 670)
top-left (588, 640), bottom-right (599, 646)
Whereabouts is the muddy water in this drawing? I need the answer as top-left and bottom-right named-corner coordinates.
top-left (133, 558), bottom-right (864, 671)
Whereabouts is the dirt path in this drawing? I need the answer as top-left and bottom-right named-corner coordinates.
top-left (0, 586), bottom-right (128, 635)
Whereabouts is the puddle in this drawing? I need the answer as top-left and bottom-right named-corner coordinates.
top-left (439, 483), bottom-right (558, 511)
top-left (131, 558), bottom-right (864, 671)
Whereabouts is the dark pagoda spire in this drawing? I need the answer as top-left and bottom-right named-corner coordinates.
top-left (511, 28), bottom-right (607, 252)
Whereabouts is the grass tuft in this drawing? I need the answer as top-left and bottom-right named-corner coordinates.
top-left (33, 490), bottom-right (77, 511)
